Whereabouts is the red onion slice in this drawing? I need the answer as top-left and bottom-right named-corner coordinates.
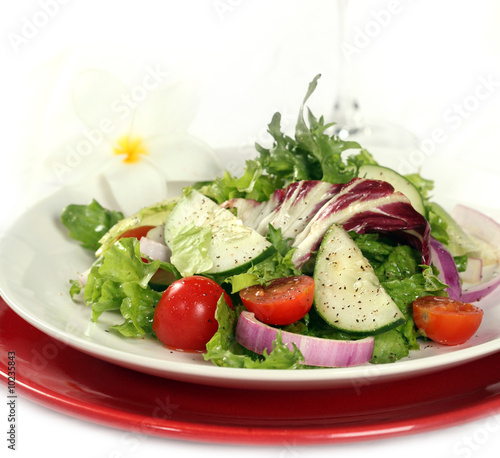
top-left (235, 311), bottom-right (374, 368)
top-left (451, 205), bottom-right (500, 303)
top-left (452, 205), bottom-right (500, 248)
top-left (146, 225), bottom-right (166, 244)
top-left (460, 258), bottom-right (482, 285)
top-left (460, 276), bottom-right (500, 303)
top-left (139, 237), bottom-right (171, 263)
top-left (78, 267), bottom-right (91, 287)
top-left (429, 237), bottom-right (462, 300)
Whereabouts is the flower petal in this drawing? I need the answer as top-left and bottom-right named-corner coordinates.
top-left (72, 69), bottom-right (132, 139)
top-left (145, 134), bottom-right (223, 181)
top-left (130, 79), bottom-right (201, 139)
top-left (100, 157), bottom-right (168, 215)
top-left (41, 134), bottom-right (114, 186)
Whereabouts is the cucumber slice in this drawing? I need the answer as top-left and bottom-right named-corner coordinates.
top-left (358, 164), bottom-right (426, 216)
top-left (164, 190), bottom-right (275, 276)
top-left (313, 224), bottom-right (405, 335)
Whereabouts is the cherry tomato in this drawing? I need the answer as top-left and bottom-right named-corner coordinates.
top-left (152, 276), bottom-right (233, 352)
top-left (412, 296), bottom-right (484, 346)
top-left (239, 275), bottom-right (314, 325)
top-left (117, 225), bottom-right (156, 240)
top-left (117, 225), bottom-right (157, 264)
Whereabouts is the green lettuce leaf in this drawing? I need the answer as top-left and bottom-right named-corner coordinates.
top-left (256, 112), bottom-right (311, 184)
top-left (169, 224), bottom-right (213, 277)
top-left (256, 75), bottom-right (372, 187)
top-left (195, 75), bottom-right (378, 205)
top-left (294, 76), bottom-right (371, 184)
top-left (97, 238), bottom-right (159, 287)
top-left (426, 202), bottom-right (482, 257)
top-left (370, 329), bottom-right (410, 364)
top-left (82, 238), bottom-right (178, 337)
top-left (61, 200), bottom-right (123, 251)
top-left (195, 160), bottom-right (280, 205)
top-left (111, 283), bottom-right (163, 337)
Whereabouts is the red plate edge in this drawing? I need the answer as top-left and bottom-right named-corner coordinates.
top-left (11, 371), bottom-right (500, 446)
top-left (2, 298), bottom-right (500, 446)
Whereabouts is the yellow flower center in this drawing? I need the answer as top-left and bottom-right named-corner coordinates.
top-left (113, 136), bottom-right (148, 164)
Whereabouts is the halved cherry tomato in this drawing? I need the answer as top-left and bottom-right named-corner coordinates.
top-left (152, 276), bottom-right (233, 352)
top-left (117, 225), bottom-right (156, 240)
top-left (117, 225), bottom-right (157, 264)
top-left (239, 275), bottom-right (314, 325)
top-left (412, 296), bottom-right (484, 346)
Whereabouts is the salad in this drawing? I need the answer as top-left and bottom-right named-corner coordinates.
top-left (61, 75), bottom-right (500, 370)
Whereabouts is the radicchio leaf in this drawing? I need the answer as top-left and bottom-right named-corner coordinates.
top-left (223, 178), bottom-right (431, 268)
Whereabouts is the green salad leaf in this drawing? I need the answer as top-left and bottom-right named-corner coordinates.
top-left (82, 238), bottom-right (179, 337)
top-left (195, 159), bottom-right (280, 204)
top-left (256, 74), bottom-right (373, 187)
top-left (427, 202), bottom-right (481, 256)
top-left (169, 224), bottom-right (213, 277)
top-left (61, 200), bottom-right (123, 251)
top-left (370, 329), bottom-right (410, 364)
top-left (197, 74), bottom-right (377, 205)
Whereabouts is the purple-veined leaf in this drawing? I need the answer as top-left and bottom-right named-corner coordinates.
top-left (223, 178), bottom-right (431, 268)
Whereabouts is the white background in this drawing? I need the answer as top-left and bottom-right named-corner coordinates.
top-left (1, 0), bottom-right (500, 457)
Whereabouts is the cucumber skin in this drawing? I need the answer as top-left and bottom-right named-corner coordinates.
top-left (358, 164), bottom-right (426, 217)
top-left (313, 224), bottom-right (406, 336)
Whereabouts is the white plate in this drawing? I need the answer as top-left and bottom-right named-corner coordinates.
top-left (1, 159), bottom-right (500, 390)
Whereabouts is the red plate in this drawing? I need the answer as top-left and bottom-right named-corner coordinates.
top-left (1, 297), bottom-right (500, 445)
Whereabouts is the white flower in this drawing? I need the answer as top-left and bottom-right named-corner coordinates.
top-left (45, 66), bottom-right (222, 214)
